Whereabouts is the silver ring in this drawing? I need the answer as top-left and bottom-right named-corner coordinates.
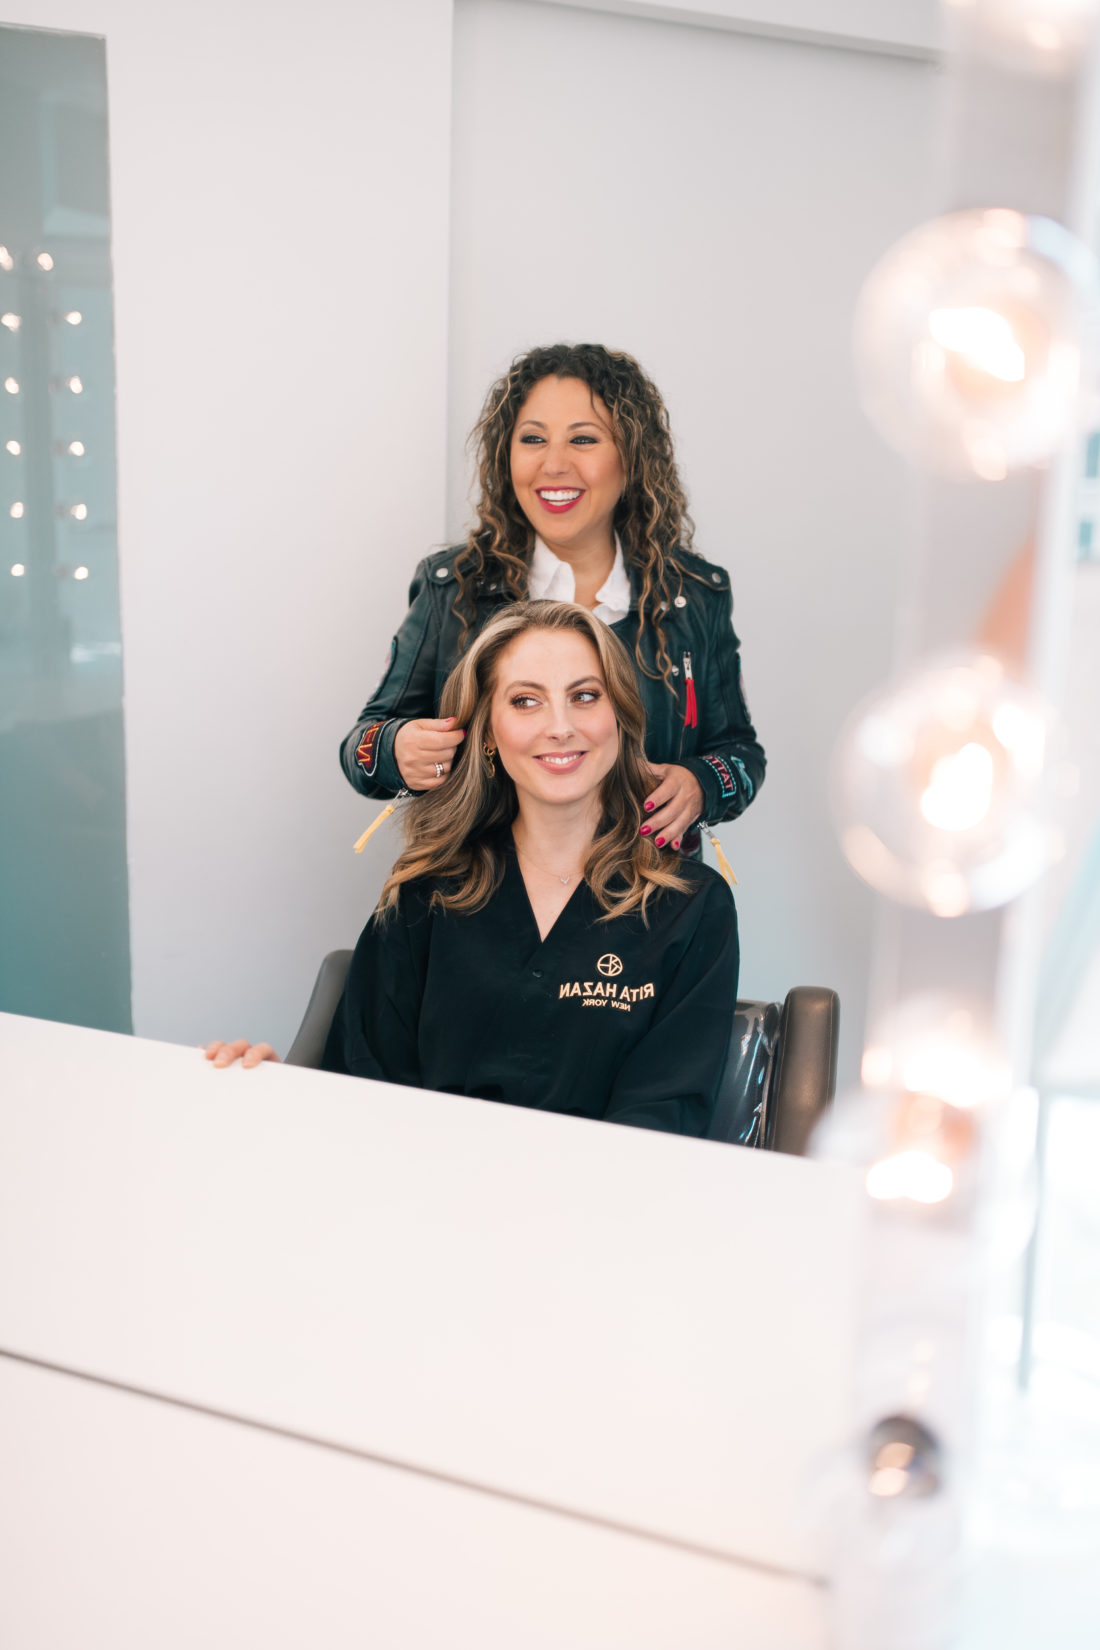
top-left (434, 761), bottom-right (445, 779)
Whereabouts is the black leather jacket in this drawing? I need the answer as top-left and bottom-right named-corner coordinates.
top-left (340, 546), bottom-right (765, 826)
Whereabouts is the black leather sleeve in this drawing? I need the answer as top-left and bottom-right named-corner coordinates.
top-left (683, 584), bottom-right (766, 825)
top-left (339, 559), bottom-right (447, 799)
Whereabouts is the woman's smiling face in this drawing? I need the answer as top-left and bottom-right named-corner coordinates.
top-left (489, 628), bottom-right (619, 813)
top-left (509, 376), bottom-right (625, 560)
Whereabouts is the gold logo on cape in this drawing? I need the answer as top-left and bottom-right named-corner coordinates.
top-left (597, 954), bottom-right (622, 977)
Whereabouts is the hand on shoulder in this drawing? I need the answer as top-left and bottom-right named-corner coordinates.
top-left (641, 762), bottom-right (705, 850)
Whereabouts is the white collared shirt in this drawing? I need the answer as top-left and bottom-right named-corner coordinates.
top-left (528, 535), bottom-right (631, 627)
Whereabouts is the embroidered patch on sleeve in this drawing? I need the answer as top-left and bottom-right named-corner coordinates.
top-left (700, 753), bottom-right (737, 801)
top-left (355, 719), bottom-right (386, 775)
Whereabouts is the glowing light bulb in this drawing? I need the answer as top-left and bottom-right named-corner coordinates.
top-left (67, 440), bottom-right (85, 457)
top-left (865, 1417), bottom-right (943, 1501)
top-left (73, 565), bottom-right (89, 580)
top-left (833, 653), bottom-right (1059, 914)
top-left (0, 246), bottom-right (13, 272)
top-left (891, 1091), bottom-right (977, 1185)
top-left (36, 252), bottom-right (53, 271)
top-left (10, 562), bottom-right (25, 576)
top-left (812, 1082), bottom-right (973, 1214)
top-left (869, 1439), bottom-right (918, 1497)
top-left (869, 1466), bottom-right (910, 1498)
top-left (64, 311), bottom-right (82, 326)
top-left (67, 376), bottom-right (83, 395)
top-left (5, 440), bottom-right (20, 456)
top-left (862, 995), bottom-right (1009, 1110)
top-left (70, 503), bottom-right (88, 521)
top-left (945, 0), bottom-right (1100, 74)
top-left (0, 312), bottom-right (21, 332)
top-left (919, 742), bottom-right (995, 830)
top-left (854, 210), bottom-right (1097, 475)
top-left (928, 307), bottom-right (1026, 382)
top-left (866, 1150), bottom-right (955, 1205)
top-left (4, 377), bottom-right (19, 395)
top-left (9, 501), bottom-right (24, 519)
top-left (1027, 19), bottom-right (1065, 50)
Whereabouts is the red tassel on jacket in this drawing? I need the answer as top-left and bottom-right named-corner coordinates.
top-left (683, 652), bottom-right (698, 728)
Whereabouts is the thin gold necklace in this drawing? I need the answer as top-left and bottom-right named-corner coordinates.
top-left (515, 846), bottom-right (582, 888)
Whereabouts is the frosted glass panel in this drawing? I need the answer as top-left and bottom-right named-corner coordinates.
top-left (0, 25), bottom-right (130, 1031)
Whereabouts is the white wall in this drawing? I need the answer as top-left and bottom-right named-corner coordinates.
top-left (448, 0), bottom-right (942, 1085)
top-left (539, 0), bottom-right (942, 57)
top-left (4, 0), bottom-right (941, 1078)
top-left (4, 0), bottom-right (455, 1049)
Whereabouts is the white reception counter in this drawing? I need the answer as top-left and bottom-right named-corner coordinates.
top-left (0, 1011), bottom-right (865, 1648)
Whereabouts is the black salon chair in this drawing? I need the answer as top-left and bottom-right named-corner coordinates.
top-left (707, 988), bottom-right (839, 1154)
top-left (286, 952), bottom-right (838, 1157)
top-left (285, 951), bottom-right (356, 1070)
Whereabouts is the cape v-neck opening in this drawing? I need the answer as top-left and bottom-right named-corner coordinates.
top-left (506, 837), bottom-right (589, 952)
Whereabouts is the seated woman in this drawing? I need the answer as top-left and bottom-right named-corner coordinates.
top-left (207, 602), bottom-right (739, 1137)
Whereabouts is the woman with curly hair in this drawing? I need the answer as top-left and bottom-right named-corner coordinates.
top-left (214, 603), bottom-right (738, 1137)
top-left (340, 343), bottom-right (764, 856)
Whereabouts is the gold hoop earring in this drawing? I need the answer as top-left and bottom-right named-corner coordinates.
top-left (482, 741), bottom-right (496, 777)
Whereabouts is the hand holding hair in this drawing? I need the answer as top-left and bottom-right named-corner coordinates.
top-left (394, 717), bottom-right (466, 790)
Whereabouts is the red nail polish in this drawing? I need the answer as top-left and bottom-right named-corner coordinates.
top-left (673, 840), bottom-right (680, 849)
top-left (640, 825), bottom-right (652, 836)
top-left (655, 837), bottom-right (666, 847)
top-left (645, 801), bottom-right (655, 812)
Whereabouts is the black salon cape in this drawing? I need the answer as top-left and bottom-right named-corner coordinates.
top-left (322, 852), bottom-right (738, 1137)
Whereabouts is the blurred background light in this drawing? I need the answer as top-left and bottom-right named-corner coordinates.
top-left (73, 565), bottom-right (89, 580)
top-left (35, 251), bottom-right (53, 271)
top-left (866, 1416), bottom-right (944, 1498)
top-left (867, 1149), bottom-right (956, 1204)
top-left (863, 1090), bottom-right (977, 1206)
top-left (10, 562), bottom-right (25, 576)
top-left (1, 312), bottom-right (21, 332)
top-left (853, 209), bottom-right (1098, 475)
top-left (862, 994), bottom-right (1010, 1109)
top-left (9, 501), bottom-right (24, 519)
top-left (5, 439), bottom-right (21, 456)
top-left (0, 246), bottom-right (13, 271)
top-left (944, 0), bottom-right (1100, 75)
top-left (833, 653), bottom-right (1061, 914)
top-left (4, 377), bottom-right (19, 395)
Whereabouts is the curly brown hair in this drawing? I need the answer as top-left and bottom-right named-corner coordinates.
top-left (455, 343), bottom-right (701, 686)
top-left (378, 601), bottom-right (690, 923)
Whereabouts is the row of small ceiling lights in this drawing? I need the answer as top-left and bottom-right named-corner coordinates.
top-left (2, 244), bottom-right (91, 581)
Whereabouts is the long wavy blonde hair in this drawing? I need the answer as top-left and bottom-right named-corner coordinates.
top-left (454, 343), bottom-right (702, 686)
top-left (378, 602), bottom-right (690, 921)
